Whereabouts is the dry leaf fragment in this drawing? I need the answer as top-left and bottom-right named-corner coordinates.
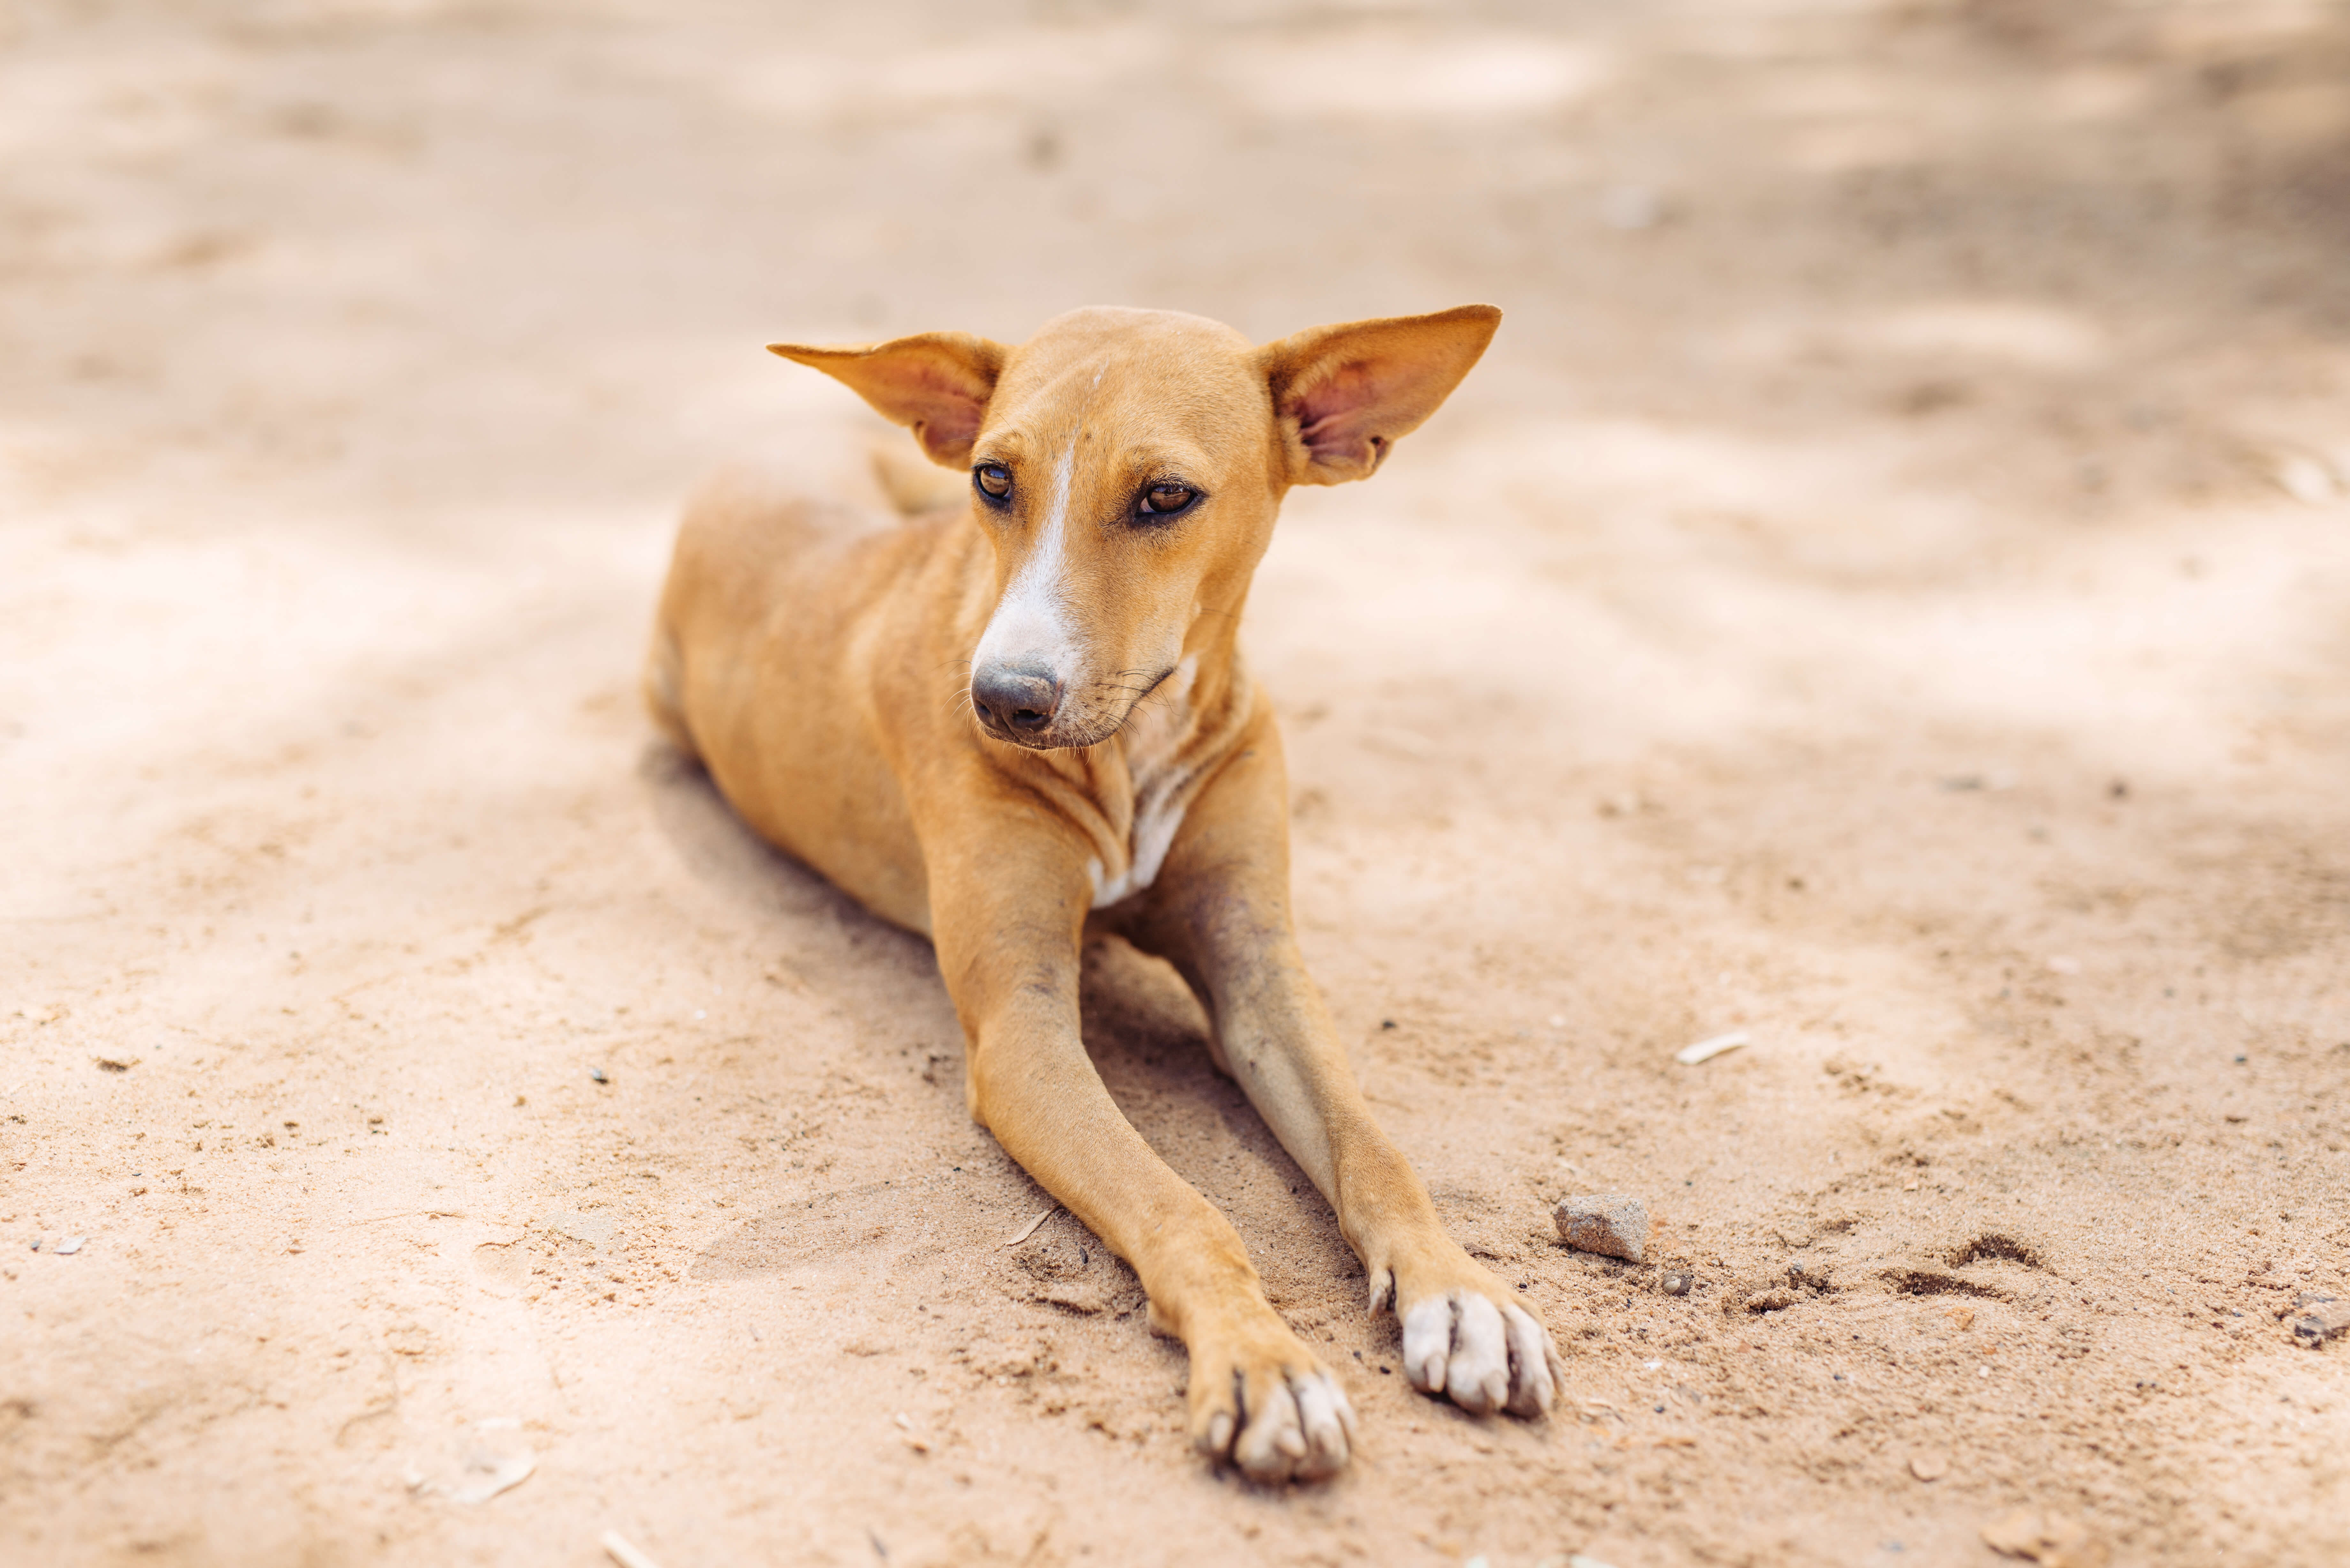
top-left (450, 1452), bottom-right (534, 1504)
top-left (2290, 1294), bottom-right (2350, 1348)
top-left (1981, 1509), bottom-right (2111, 1568)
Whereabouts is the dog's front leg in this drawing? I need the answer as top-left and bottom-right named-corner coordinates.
top-left (1128, 723), bottom-right (1566, 1421)
top-left (925, 819), bottom-right (1357, 1481)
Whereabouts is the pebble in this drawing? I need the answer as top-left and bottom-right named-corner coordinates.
top-left (1910, 1451), bottom-right (1949, 1481)
top-left (1660, 1271), bottom-right (1694, 1296)
top-left (1598, 183), bottom-right (1663, 231)
top-left (2290, 1293), bottom-right (2349, 1349)
top-left (53, 1236), bottom-right (85, 1256)
top-left (2274, 452), bottom-right (2339, 505)
top-left (1555, 1194), bottom-right (1649, 1264)
top-left (588, 1067), bottom-right (609, 1084)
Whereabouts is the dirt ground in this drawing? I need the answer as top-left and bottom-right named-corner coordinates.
top-left (5, 1), bottom-right (2350, 1564)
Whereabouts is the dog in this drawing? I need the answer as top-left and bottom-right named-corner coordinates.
top-left (645, 304), bottom-right (1562, 1481)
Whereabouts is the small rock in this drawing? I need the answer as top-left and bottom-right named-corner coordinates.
top-left (2290, 1294), bottom-right (2349, 1348)
top-left (1598, 183), bottom-right (1663, 230)
top-left (1910, 1451), bottom-right (1949, 1481)
top-left (1660, 1271), bottom-right (1694, 1296)
top-left (1555, 1194), bottom-right (1649, 1264)
top-left (1980, 1508), bottom-right (2110, 1567)
top-left (53, 1236), bottom-right (85, 1256)
top-left (588, 1067), bottom-right (608, 1084)
top-left (94, 1057), bottom-right (136, 1073)
top-left (2273, 452), bottom-right (2339, 505)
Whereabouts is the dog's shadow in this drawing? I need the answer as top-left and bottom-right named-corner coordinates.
top-left (1076, 939), bottom-right (1361, 1294)
top-left (636, 738), bottom-right (913, 944)
top-left (642, 739), bottom-right (1357, 1287)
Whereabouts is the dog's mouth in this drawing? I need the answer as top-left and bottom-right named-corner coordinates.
top-left (971, 665), bottom-right (1176, 752)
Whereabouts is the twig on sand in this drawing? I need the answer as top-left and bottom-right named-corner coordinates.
top-left (603, 1529), bottom-right (664, 1568)
top-left (1001, 1206), bottom-right (1059, 1248)
top-left (1675, 1030), bottom-right (1749, 1066)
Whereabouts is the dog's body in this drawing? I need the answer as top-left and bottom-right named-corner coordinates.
top-left (648, 305), bottom-right (1560, 1480)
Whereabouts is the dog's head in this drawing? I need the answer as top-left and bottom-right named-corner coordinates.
top-left (770, 304), bottom-right (1498, 749)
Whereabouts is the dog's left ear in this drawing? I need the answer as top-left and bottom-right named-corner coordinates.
top-left (1255, 305), bottom-right (1501, 486)
top-left (767, 331), bottom-right (1008, 468)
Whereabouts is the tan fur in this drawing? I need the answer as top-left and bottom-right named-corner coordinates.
top-left (648, 303), bottom-right (1563, 1481)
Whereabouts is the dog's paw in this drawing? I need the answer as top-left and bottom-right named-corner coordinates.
top-left (1381, 1257), bottom-right (1564, 1419)
top-left (1186, 1318), bottom-right (1357, 1482)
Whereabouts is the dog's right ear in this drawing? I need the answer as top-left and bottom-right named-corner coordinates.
top-left (767, 332), bottom-right (1007, 468)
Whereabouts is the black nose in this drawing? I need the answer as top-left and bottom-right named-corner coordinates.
top-left (971, 664), bottom-right (1060, 735)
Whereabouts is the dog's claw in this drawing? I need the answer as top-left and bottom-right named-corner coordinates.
top-left (1502, 1301), bottom-right (1560, 1416)
top-left (1401, 1283), bottom-right (1562, 1420)
top-left (1447, 1292), bottom-right (1511, 1413)
top-left (1292, 1372), bottom-right (1353, 1475)
top-left (1402, 1293), bottom-right (1454, 1395)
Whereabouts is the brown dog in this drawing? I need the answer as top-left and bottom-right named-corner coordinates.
top-left (646, 304), bottom-right (1562, 1480)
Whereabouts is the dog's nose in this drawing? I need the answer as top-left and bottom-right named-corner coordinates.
top-left (971, 663), bottom-right (1060, 735)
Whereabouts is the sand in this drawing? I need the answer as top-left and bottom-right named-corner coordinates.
top-left (3, 2), bottom-right (2347, 1564)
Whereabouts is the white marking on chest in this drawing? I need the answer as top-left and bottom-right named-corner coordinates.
top-left (1087, 656), bottom-right (1199, 910)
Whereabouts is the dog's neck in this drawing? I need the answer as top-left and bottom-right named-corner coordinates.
top-left (988, 607), bottom-right (1258, 911)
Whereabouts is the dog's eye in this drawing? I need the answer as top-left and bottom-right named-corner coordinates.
top-left (1139, 483), bottom-right (1195, 517)
top-left (974, 464), bottom-right (1013, 501)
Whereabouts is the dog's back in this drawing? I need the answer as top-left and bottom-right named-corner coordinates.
top-left (644, 435), bottom-right (955, 760)
top-left (645, 435), bottom-right (988, 931)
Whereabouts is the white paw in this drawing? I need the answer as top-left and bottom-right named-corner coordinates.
top-left (1195, 1358), bottom-right (1357, 1482)
top-left (1402, 1290), bottom-right (1560, 1418)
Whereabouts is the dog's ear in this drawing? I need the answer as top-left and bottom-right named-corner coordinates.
top-left (1255, 305), bottom-right (1500, 486)
top-left (767, 331), bottom-right (1007, 468)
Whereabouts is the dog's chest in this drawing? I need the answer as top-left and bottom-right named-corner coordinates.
top-left (1087, 657), bottom-right (1200, 910)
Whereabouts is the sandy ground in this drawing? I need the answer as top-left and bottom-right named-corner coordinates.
top-left (5, 1), bottom-right (2350, 1564)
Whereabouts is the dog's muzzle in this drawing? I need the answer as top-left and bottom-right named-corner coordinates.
top-left (971, 663), bottom-right (1061, 741)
